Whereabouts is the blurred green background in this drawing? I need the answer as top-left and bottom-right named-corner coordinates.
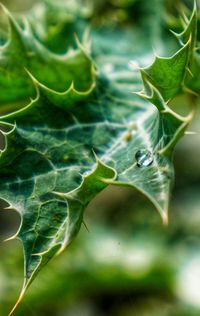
top-left (1, 0), bottom-right (200, 315)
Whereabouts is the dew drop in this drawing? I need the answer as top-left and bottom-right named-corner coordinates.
top-left (135, 149), bottom-right (154, 167)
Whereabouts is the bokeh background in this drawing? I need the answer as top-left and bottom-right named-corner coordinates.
top-left (1, 0), bottom-right (200, 315)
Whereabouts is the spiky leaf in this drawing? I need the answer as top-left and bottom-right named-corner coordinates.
top-left (0, 2), bottom-right (197, 314)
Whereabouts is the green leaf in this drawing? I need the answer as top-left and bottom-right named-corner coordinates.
top-left (0, 2), bottom-right (196, 314)
top-left (186, 51), bottom-right (200, 94)
top-left (140, 41), bottom-right (190, 101)
top-left (0, 76), bottom-right (191, 315)
top-left (0, 4), bottom-right (94, 111)
top-left (26, 0), bottom-right (93, 53)
top-left (140, 2), bottom-right (197, 101)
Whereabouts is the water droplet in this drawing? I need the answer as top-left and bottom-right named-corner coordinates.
top-left (135, 149), bottom-right (154, 167)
